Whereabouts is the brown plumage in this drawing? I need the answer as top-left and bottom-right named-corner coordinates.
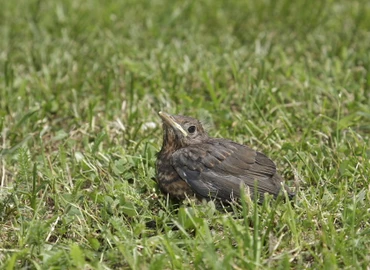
top-left (156, 112), bottom-right (294, 203)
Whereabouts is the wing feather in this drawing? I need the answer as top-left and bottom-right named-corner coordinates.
top-left (171, 139), bottom-right (283, 201)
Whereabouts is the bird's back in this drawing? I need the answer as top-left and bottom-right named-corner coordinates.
top-left (171, 138), bottom-right (293, 202)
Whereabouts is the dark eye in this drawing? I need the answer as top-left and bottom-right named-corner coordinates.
top-left (187, 126), bottom-right (196, 133)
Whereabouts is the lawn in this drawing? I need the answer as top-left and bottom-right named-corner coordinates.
top-left (1, 0), bottom-right (370, 269)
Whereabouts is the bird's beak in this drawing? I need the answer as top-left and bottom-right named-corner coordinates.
top-left (158, 111), bottom-right (188, 137)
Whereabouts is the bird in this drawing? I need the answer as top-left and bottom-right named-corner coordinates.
top-left (156, 111), bottom-right (294, 203)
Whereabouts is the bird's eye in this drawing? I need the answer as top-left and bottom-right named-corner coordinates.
top-left (187, 126), bottom-right (196, 133)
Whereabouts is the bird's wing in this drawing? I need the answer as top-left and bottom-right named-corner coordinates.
top-left (171, 139), bottom-right (282, 201)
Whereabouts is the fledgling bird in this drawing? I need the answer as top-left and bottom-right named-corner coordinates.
top-left (156, 112), bottom-right (294, 203)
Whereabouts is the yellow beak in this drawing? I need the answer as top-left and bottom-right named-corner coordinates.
top-left (158, 111), bottom-right (188, 137)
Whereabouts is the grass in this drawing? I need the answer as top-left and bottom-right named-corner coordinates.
top-left (1, 0), bottom-right (370, 268)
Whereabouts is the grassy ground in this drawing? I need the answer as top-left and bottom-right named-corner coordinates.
top-left (1, 0), bottom-right (370, 269)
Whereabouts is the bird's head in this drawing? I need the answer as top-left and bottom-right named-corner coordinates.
top-left (158, 111), bottom-right (209, 149)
